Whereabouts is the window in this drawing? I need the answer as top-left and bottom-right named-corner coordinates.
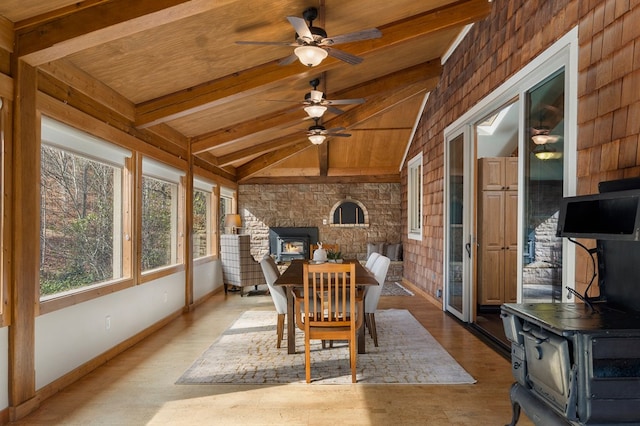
top-left (40, 117), bottom-right (130, 300)
top-left (141, 158), bottom-right (185, 272)
top-left (408, 153), bottom-right (423, 240)
top-left (219, 187), bottom-right (235, 235)
top-left (193, 177), bottom-right (215, 259)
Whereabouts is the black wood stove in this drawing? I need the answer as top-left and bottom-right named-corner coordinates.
top-left (502, 177), bottom-right (640, 425)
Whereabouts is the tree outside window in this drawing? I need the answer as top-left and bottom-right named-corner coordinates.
top-left (141, 176), bottom-right (179, 271)
top-left (40, 146), bottom-right (121, 297)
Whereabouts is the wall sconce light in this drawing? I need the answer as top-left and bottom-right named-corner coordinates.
top-left (294, 46), bottom-right (328, 67)
top-left (534, 145), bottom-right (562, 160)
top-left (224, 214), bottom-right (242, 234)
top-left (308, 134), bottom-right (326, 145)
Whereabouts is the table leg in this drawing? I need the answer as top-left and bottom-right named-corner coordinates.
top-left (286, 287), bottom-right (296, 354)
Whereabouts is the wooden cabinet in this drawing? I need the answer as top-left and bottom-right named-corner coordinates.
top-left (477, 157), bottom-right (518, 305)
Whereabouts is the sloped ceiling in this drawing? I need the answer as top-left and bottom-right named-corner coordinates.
top-left (0, 0), bottom-right (492, 184)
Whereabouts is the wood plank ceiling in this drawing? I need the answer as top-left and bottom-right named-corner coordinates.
top-left (0, 0), bottom-right (491, 184)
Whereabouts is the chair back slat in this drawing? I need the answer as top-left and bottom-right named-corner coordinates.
top-left (303, 263), bottom-right (355, 328)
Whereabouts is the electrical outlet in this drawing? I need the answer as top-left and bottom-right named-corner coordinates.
top-left (105, 315), bottom-right (111, 330)
top-left (436, 289), bottom-right (442, 298)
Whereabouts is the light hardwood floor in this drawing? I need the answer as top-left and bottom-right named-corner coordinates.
top-left (10, 288), bottom-right (533, 425)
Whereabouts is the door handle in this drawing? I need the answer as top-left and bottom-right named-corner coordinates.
top-left (465, 242), bottom-right (471, 258)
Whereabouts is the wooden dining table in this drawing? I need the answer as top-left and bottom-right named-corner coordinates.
top-left (274, 258), bottom-right (378, 355)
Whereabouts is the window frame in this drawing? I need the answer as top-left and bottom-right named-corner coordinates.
top-left (139, 157), bottom-right (186, 282)
top-left (407, 152), bottom-right (423, 240)
top-left (38, 116), bottom-right (134, 314)
top-left (193, 176), bottom-right (216, 262)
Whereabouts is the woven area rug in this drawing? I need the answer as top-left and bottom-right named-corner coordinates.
top-left (381, 281), bottom-right (414, 296)
top-left (176, 309), bottom-right (475, 385)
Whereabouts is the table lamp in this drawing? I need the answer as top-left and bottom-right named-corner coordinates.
top-left (224, 214), bottom-right (242, 234)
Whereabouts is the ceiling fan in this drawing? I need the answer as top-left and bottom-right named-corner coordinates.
top-left (306, 117), bottom-right (351, 145)
top-left (236, 7), bottom-right (382, 67)
top-left (300, 78), bottom-right (365, 118)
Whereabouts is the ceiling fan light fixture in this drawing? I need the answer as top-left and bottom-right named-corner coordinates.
top-left (531, 133), bottom-right (560, 145)
top-left (308, 90), bottom-right (324, 103)
top-left (294, 45), bottom-right (328, 67)
top-left (308, 134), bottom-right (326, 145)
top-left (304, 104), bottom-right (327, 118)
top-left (534, 145), bottom-right (562, 160)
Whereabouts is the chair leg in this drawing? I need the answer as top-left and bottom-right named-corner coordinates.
top-left (350, 332), bottom-right (357, 383)
top-left (364, 313), bottom-right (372, 337)
top-left (370, 313), bottom-right (378, 347)
top-left (305, 334), bottom-right (312, 383)
top-left (276, 314), bottom-right (285, 349)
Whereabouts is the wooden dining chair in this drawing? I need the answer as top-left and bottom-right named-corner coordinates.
top-left (295, 262), bottom-right (363, 383)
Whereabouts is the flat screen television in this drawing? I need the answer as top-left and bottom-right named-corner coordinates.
top-left (556, 190), bottom-right (640, 241)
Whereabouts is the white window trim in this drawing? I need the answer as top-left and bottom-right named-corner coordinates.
top-left (407, 152), bottom-right (423, 241)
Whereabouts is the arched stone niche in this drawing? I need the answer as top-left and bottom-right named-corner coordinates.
top-left (329, 198), bottom-right (369, 228)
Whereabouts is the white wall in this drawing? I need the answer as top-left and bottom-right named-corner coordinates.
top-left (194, 259), bottom-right (223, 301)
top-left (35, 270), bottom-right (194, 390)
top-left (0, 260), bottom-right (224, 400)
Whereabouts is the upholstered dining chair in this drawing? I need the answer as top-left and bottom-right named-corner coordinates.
top-left (259, 255), bottom-right (287, 348)
top-left (364, 252), bottom-right (381, 270)
top-left (294, 262), bottom-right (363, 383)
top-left (364, 255), bottom-right (391, 347)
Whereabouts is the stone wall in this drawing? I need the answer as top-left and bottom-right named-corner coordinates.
top-left (238, 183), bottom-right (402, 262)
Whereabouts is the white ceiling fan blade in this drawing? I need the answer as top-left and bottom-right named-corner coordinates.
top-left (321, 28), bottom-right (382, 45)
top-left (287, 16), bottom-right (313, 41)
top-left (327, 98), bottom-right (365, 105)
top-left (327, 106), bottom-right (345, 115)
top-left (278, 53), bottom-right (299, 66)
top-left (324, 47), bottom-right (363, 65)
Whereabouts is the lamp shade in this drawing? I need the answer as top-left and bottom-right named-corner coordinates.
top-left (224, 214), bottom-right (242, 232)
top-left (534, 145), bottom-right (562, 160)
top-left (531, 133), bottom-right (560, 145)
top-left (294, 46), bottom-right (328, 67)
top-left (304, 105), bottom-right (327, 118)
top-left (308, 134), bottom-right (326, 145)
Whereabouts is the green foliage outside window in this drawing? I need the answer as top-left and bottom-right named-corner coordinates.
top-left (141, 176), bottom-right (177, 271)
top-left (40, 146), bottom-right (118, 296)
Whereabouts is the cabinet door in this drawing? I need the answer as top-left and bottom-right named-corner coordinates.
top-left (478, 191), bottom-right (505, 305)
top-left (479, 248), bottom-right (505, 305)
top-left (480, 191), bottom-right (505, 249)
top-left (480, 158), bottom-right (505, 190)
top-left (505, 157), bottom-right (518, 190)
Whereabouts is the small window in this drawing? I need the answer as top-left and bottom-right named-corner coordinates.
top-left (141, 158), bottom-right (184, 272)
top-left (329, 199), bottom-right (369, 227)
top-left (193, 177), bottom-right (215, 259)
top-left (219, 186), bottom-right (235, 234)
top-left (408, 153), bottom-right (423, 240)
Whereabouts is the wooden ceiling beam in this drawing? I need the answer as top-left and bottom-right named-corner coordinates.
top-left (191, 60), bottom-right (441, 154)
top-left (0, 16), bottom-right (14, 53)
top-left (236, 78), bottom-right (430, 180)
top-left (14, 0), bottom-right (231, 65)
top-left (236, 141), bottom-right (311, 182)
top-left (242, 175), bottom-right (401, 185)
top-left (134, 0), bottom-right (489, 128)
top-left (191, 108), bottom-right (304, 154)
top-left (39, 59), bottom-right (136, 121)
top-left (216, 135), bottom-right (302, 167)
